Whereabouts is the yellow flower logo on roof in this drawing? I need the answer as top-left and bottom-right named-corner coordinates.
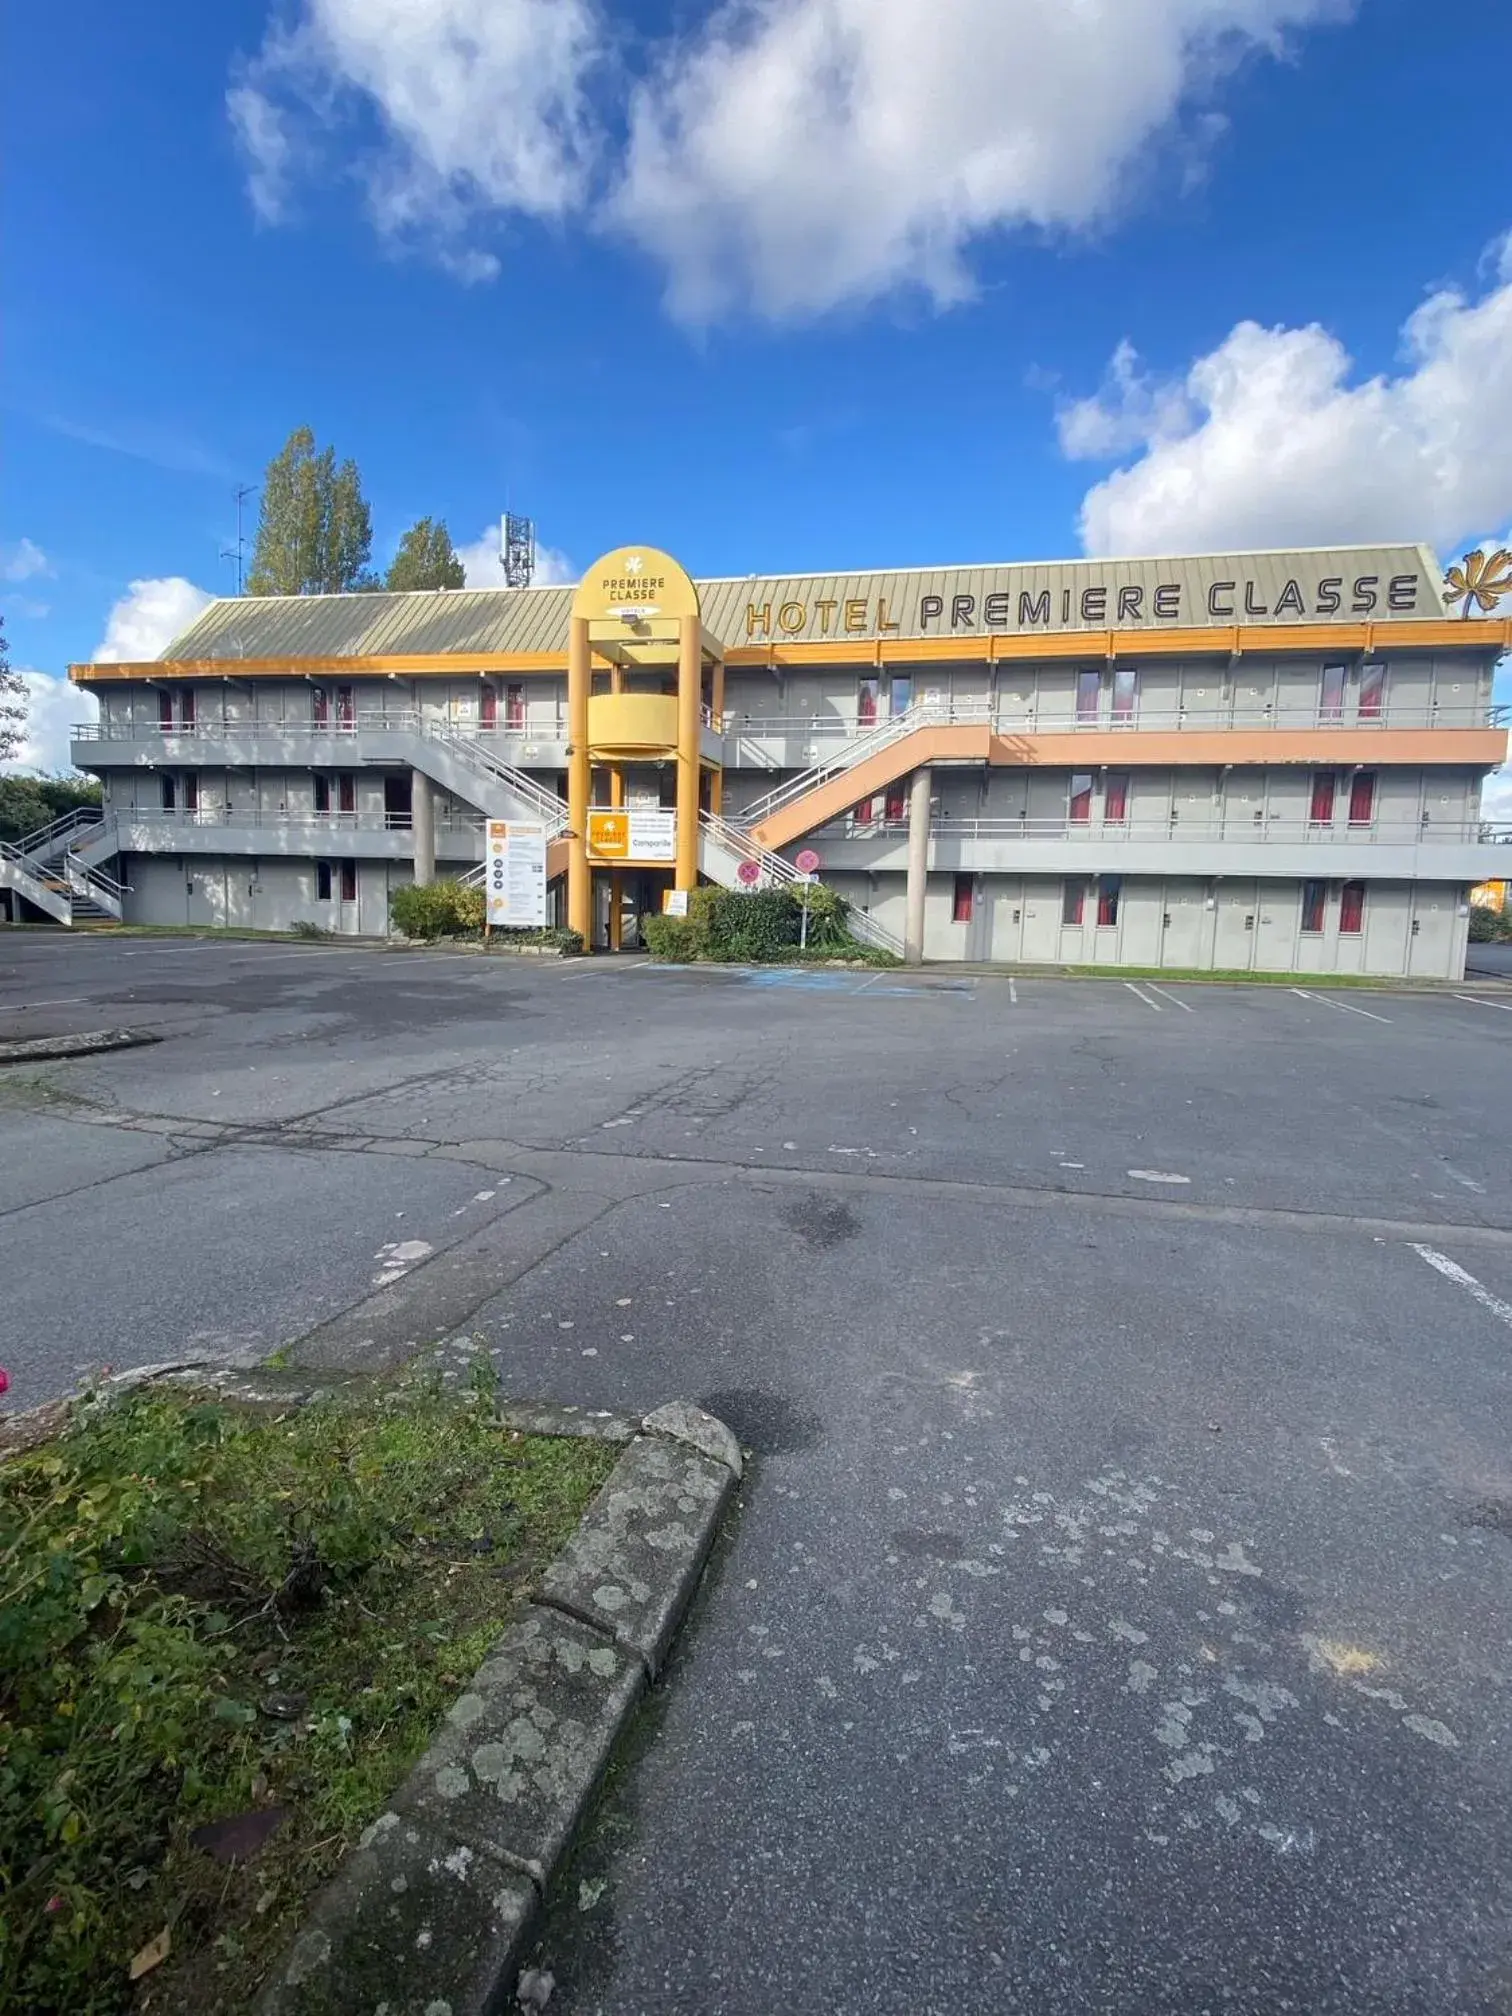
top-left (1444, 547), bottom-right (1512, 617)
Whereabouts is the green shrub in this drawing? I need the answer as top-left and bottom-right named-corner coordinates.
top-left (642, 915), bottom-right (700, 961)
top-left (1469, 902), bottom-right (1512, 944)
top-left (483, 925), bottom-right (584, 955)
top-left (388, 879), bottom-right (476, 940)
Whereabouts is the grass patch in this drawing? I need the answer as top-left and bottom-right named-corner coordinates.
top-left (0, 1372), bottom-right (617, 2016)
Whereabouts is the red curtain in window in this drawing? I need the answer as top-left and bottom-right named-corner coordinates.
top-left (312, 689), bottom-right (330, 728)
top-left (479, 685), bottom-right (498, 729)
top-left (180, 690), bottom-right (196, 729)
top-left (853, 795), bottom-right (874, 826)
top-left (1358, 662), bottom-right (1386, 719)
top-left (1339, 882), bottom-right (1365, 933)
top-left (338, 776), bottom-right (356, 815)
top-left (1309, 773), bottom-right (1336, 823)
top-left (506, 683), bottom-right (526, 729)
top-left (1348, 772), bottom-right (1375, 825)
top-left (884, 786), bottom-right (906, 824)
top-left (1069, 774), bottom-right (1093, 824)
top-left (340, 860), bottom-right (357, 903)
top-left (857, 680), bottom-right (879, 727)
top-left (336, 686), bottom-right (355, 729)
top-left (1098, 878), bottom-right (1120, 928)
top-left (158, 691), bottom-right (174, 728)
top-left (953, 876), bottom-right (973, 924)
top-left (1104, 773), bottom-right (1129, 823)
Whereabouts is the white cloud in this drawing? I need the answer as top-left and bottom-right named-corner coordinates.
top-left (2, 672), bottom-right (97, 777)
top-left (612, 0), bottom-right (1351, 321)
top-left (457, 528), bottom-right (576, 588)
top-left (1484, 769), bottom-right (1511, 825)
top-left (1066, 231), bottom-right (1512, 555)
top-left (93, 577), bottom-right (215, 663)
top-left (230, 0), bottom-right (1350, 320)
top-left (230, 0), bottom-right (601, 267)
top-left (0, 537), bottom-right (53, 583)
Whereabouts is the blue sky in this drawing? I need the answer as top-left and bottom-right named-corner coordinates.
top-left (5, 0), bottom-right (1510, 783)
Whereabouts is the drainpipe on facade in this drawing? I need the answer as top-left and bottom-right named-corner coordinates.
top-left (905, 767), bottom-right (931, 965)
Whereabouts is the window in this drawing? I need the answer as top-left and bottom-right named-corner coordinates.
top-left (180, 689), bottom-right (196, 730)
top-left (506, 682), bottom-right (526, 729)
top-left (1347, 772), bottom-right (1376, 826)
top-left (857, 678), bottom-right (879, 728)
top-left (1320, 664), bottom-right (1346, 721)
top-left (336, 685), bottom-right (355, 730)
top-left (1301, 880), bottom-right (1326, 933)
top-left (1358, 660), bottom-right (1386, 720)
top-left (183, 773), bottom-right (199, 814)
top-left (1112, 667), bottom-right (1138, 722)
top-left (316, 862), bottom-right (333, 901)
top-left (953, 874), bottom-right (974, 924)
top-left (312, 688), bottom-right (330, 728)
top-left (852, 794), bottom-right (874, 827)
top-left (160, 774), bottom-right (177, 812)
top-left (890, 674), bottom-right (913, 718)
top-left (338, 775), bottom-right (356, 816)
top-left (479, 684), bottom-right (498, 730)
top-left (1062, 880), bottom-right (1086, 927)
top-left (1069, 772), bottom-right (1094, 824)
top-left (1308, 773), bottom-right (1336, 824)
top-left (884, 784), bottom-right (906, 825)
top-left (1076, 669), bottom-right (1101, 723)
top-left (1339, 881), bottom-right (1365, 933)
top-left (1103, 772), bottom-right (1129, 824)
top-left (340, 859), bottom-right (357, 903)
top-left (314, 775), bottom-right (331, 815)
top-left (1098, 876), bottom-right (1122, 928)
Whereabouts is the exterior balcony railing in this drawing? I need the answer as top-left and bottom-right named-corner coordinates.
top-left (72, 711), bottom-right (570, 765)
top-left (796, 814), bottom-right (1512, 883)
top-left (103, 805), bottom-right (486, 860)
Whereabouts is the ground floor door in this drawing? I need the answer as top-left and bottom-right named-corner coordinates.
top-left (1253, 881), bottom-right (1298, 971)
top-left (358, 866), bottom-right (390, 937)
top-left (186, 866), bottom-right (227, 928)
top-left (1408, 886), bottom-right (1456, 977)
top-left (1212, 883), bottom-right (1256, 971)
top-left (1019, 879), bottom-right (1062, 963)
top-left (987, 879), bottom-right (1023, 961)
top-left (1159, 880), bottom-right (1208, 968)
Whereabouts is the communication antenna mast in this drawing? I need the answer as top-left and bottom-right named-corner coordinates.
top-left (500, 513), bottom-right (536, 589)
top-left (219, 483), bottom-right (256, 595)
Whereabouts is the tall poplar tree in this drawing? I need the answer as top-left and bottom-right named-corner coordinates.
top-left (0, 619), bottom-right (27, 763)
top-left (247, 428), bottom-right (374, 595)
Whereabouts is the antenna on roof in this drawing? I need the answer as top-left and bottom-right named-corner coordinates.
top-left (219, 483), bottom-right (256, 596)
top-left (500, 513), bottom-right (536, 589)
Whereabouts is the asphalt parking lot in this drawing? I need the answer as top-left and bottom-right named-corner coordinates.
top-left (3, 933), bottom-right (1512, 2013)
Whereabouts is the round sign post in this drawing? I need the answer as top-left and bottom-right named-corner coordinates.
top-left (794, 849), bottom-right (821, 952)
top-left (735, 857), bottom-right (761, 888)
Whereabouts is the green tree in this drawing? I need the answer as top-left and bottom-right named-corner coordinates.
top-left (386, 517), bottom-right (466, 592)
top-left (246, 427), bottom-right (373, 596)
top-left (0, 617), bottom-right (27, 764)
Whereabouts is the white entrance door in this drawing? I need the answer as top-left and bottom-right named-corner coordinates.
top-left (1159, 881), bottom-right (1207, 968)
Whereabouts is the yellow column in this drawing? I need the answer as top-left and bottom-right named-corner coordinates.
top-left (568, 616), bottom-right (592, 944)
top-left (675, 614), bottom-right (700, 893)
top-left (710, 656), bottom-right (726, 816)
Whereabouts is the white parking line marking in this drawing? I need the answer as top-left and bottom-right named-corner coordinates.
top-left (1410, 1245), bottom-right (1512, 1332)
top-left (3, 996), bottom-right (89, 1010)
top-left (1128, 1169), bottom-right (1191, 1185)
top-left (1147, 983), bottom-right (1193, 1013)
top-left (1124, 982), bottom-right (1162, 1012)
top-left (1291, 987), bottom-right (1390, 1024)
top-left (1453, 993), bottom-right (1512, 1014)
top-left (1008, 980), bottom-right (1017, 1005)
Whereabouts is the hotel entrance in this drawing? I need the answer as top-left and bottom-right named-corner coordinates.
top-left (592, 867), bottom-right (675, 950)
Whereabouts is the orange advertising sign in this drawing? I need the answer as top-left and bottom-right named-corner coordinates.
top-left (587, 810), bottom-right (630, 859)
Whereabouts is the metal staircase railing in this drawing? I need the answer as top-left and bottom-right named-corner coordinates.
top-left (424, 721), bottom-right (570, 831)
top-left (13, 806), bottom-right (106, 865)
top-left (735, 701), bottom-right (991, 829)
top-left (64, 852), bottom-right (125, 919)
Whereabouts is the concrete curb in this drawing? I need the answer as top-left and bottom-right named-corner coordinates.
top-left (0, 1028), bottom-right (162, 1064)
top-left (254, 1398), bottom-right (742, 2016)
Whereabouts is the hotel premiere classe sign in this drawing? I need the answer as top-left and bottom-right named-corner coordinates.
top-left (738, 551), bottom-right (1438, 643)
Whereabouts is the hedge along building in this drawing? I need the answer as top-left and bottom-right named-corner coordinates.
top-left (58, 539), bottom-right (1512, 975)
